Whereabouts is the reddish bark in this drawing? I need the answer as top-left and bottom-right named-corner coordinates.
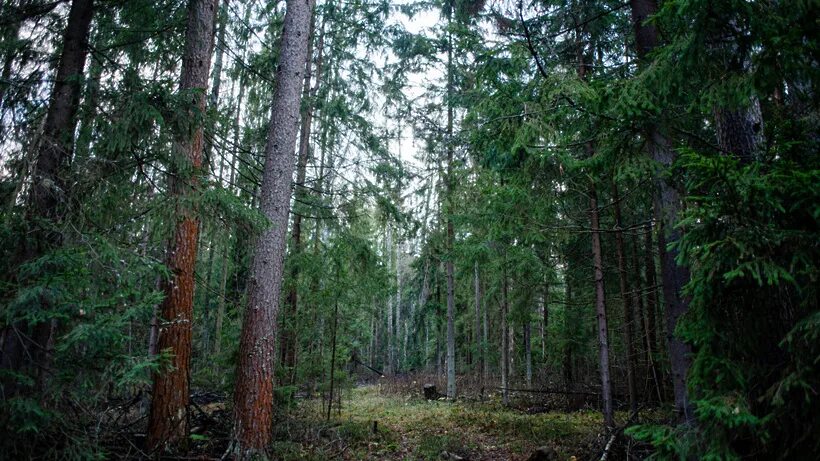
top-left (147, 0), bottom-right (218, 451)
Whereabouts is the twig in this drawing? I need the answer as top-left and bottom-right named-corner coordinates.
top-left (599, 409), bottom-right (642, 461)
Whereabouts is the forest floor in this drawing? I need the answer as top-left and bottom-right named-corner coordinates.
top-left (267, 384), bottom-right (618, 460)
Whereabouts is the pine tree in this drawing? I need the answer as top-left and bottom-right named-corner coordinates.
top-left (147, 0), bottom-right (218, 450)
top-left (230, 0), bottom-right (313, 455)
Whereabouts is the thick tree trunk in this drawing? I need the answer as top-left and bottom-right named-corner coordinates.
top-left (612, 184), bottom-right (638, 413)
top-left (713, 19), bottom-right (766, 165)
top-left (714, 101), bottom-right (765, 164)
top-left (230, 0), bottom-right (312, 456)
top-left (629, 0), bottom-right (694, 422)
top-left (1, 0), bottom-right (93, 397)
top-left (654, 193), bottom-right (692, 419)
top-left (147, 0), bottom-right (217, 451)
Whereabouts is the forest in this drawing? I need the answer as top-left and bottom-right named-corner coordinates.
top-left (0, 0), bottom-right (817, 459)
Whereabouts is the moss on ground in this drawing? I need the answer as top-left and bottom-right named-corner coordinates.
top-left (276, 385), bottom-right (608, 460)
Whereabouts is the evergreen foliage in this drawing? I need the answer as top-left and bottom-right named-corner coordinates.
top-left (0, 0), bottom-right (816, 458)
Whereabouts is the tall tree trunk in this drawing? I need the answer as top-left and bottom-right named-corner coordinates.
top-left (444, 7), bottom-right (457, 400)
top-left (562, 279), bottom-right (573, 390)
top-left (542, 278), bottom-right (549, 374)
top-left (590, 183), bottom-right (614, 428)
top-left (213, 66), bottom-right (246, 357)
top-left (612, 184), bottom-right (639, 413)
top-left (326, 296), bottom-right (339, 421)
top-left (634, 225), bottom-right (663, 402)
top-left (197, 2), bottom-right (228, 354)
top-left (482, 269), bottom-right (489, 386)
top-left (524, 316), bottom-right (532, 388)
top-left (147, 0), bottom-right (217, 451)
top-left (643, 222), bottom-right (661, 360)
top-left (629, 0), bottom-right (693, 422)
top-left (474, 261), bottom-right (481, 382)
top-left (509, 318), bottom-right (515, 380)
top-left (396, 240), bottom-right (402, 371)
top-left (385, 228), bottom-right (394, 375)
top-left (281, 11), bottom-right (321, 383)
top-left (2, 0), bottom-right (95, 395)
top-left (575, 20), bottom-right (614, 427)
top-left (74, 50), bottom-right (102, 162)
top-left (230, 0), bottom-right (312, 456)
top-left (501, 253), bottom-right (510, 405)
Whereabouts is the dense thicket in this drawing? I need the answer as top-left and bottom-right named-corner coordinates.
top-left (0, 0), bottom-right (816, 459)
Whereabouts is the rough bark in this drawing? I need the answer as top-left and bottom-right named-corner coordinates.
top-left (713, 18), bottom-right (766, 165)
top-left (147, 0), bottom-right (218, 451)
top-left (0, 0), bottom-right (94, 397)
top-left (280, 11), bottom-right (320, 381)
top-left (629, 0), bottom-right (694, 422)
top-left (229, 0), bottom-right (313, 456)
top-left (714, 101), bottom-right (765, 164)
top-left (654, 193), bottom-right (692, 420)
top-left (612, 184), bottom-right (638, 413)
top-left (590, 184), bottom-right (614, 429)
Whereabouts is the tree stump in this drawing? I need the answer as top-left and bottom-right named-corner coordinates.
top-left (423, 384), bottom-right (438, 400)
top-left (527, 446), bottom-right (559, 461)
